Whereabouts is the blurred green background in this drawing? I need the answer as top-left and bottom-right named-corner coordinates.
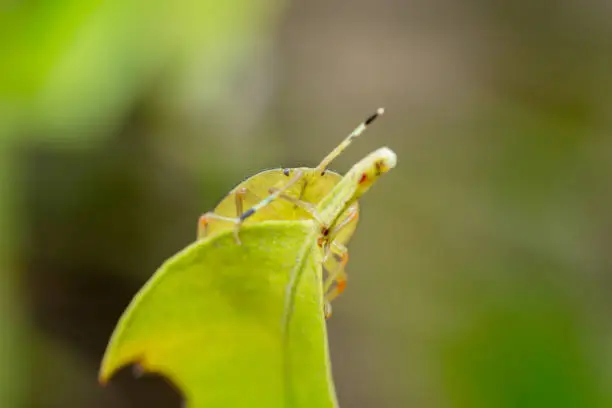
top-left (1, 0), bottom-right (611, 407)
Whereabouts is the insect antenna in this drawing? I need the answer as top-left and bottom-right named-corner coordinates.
top-left (315, 107), bottom-right (385, 175)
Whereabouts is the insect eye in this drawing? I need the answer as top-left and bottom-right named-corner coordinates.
top-left (374, 161), bottom-right (383, 176)
top-left (283, 168), bottom-right (291, 176)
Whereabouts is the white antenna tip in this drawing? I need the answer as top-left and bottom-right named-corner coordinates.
top-left (377, 107), bottom-right (385, 115)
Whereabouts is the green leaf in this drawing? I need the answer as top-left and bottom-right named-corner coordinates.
top-left (99, 220), bottom-right (338, 408)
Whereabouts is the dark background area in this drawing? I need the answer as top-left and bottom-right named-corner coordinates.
top-left (1, 0), bottom-right (611, 407)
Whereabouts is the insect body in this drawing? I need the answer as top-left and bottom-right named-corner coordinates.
top-left (202, 169), bottom-right (359, 248)
top-left (198, 108), bottom-right (395, 316)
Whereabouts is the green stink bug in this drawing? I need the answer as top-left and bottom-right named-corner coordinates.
top-left (198, 108), bottom-right (395, 316)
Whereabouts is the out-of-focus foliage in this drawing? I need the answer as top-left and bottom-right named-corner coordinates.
top-left (1, 0), bottom-right (611, 407)
top-left (0, 1), bottom-right (285, 407)
top-left (101, 222), bottom-right (336, 408)
top-left (0, 0), bottom-right (284, 142)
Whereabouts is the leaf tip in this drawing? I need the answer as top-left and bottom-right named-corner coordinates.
top-left (98, 349), bottom-right (147, 386)
top-left (98, 364), bottom-right (112, 386)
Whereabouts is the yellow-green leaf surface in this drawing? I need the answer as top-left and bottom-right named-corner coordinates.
top-left (100, 220), bottom-right (337, 408)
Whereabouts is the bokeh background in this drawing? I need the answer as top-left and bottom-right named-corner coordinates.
top-left (2, 0), bottom-right (612, 407)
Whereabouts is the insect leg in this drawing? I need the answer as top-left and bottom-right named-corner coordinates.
top-left (323, 242), bottom-right (349, 318)
top-left (320, 204), bottom-right (359, 317)
top-left (267, 187), bottom-right (324, 224)
top-left (197, 212), bottom-right (243, 241)
top-left (198, 213), bottom-right (243, 237)
top-left (198, 184), bottom-right (288, 243)
top-left (315, 108), bottom-right (385, 175)
top-left (232, 169), bottom-right (305, 243)
top-left (235, 187), bottom-right (283, 218)
top-left (235, 187), bottom-right (247, 217)
top-left (198, 187), bottom-right (256, 240)
top-left (320, 203), bottom-right (358, 265)
top-left (327, 204), bottom-right (359, 239)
